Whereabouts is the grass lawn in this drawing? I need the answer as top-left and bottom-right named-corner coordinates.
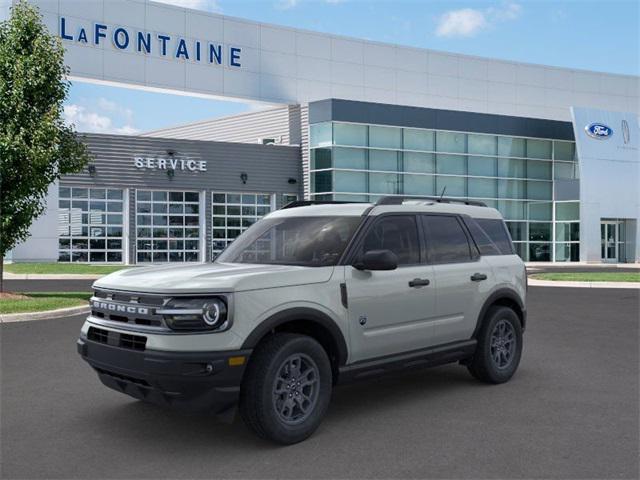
top-left (4, 262), bottom-right (126, 275)
top-left (0, 292), bottom-right (91, 315)
top-left (531, 272), bottom-right (640, 283)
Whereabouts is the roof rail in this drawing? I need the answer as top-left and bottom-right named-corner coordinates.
top-left (281, 200), bottom-right (364, 210)
top-left (375, 196), bottom-right (487, 207)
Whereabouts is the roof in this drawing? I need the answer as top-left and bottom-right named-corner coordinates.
top-left (269, 200), bottom-right (503, 220)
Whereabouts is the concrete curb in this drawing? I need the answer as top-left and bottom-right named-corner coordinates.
top-left (528, 279), bottom-right (640, 289)
top-left (1, 305), bottom-right (90, 323)
top-left (3, 273), bottom-right (102, 280)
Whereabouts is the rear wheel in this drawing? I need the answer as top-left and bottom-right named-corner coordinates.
top-left (239, 333), bottom-right (332, 444)
top-left (467, 306), bottom-right (522, 384)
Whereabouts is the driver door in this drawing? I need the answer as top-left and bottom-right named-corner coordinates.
top-left (345, 215), bottom-right (437, 363)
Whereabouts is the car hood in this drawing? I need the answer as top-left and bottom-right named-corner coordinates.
top-left (92, 262), bottom-right (336, 294)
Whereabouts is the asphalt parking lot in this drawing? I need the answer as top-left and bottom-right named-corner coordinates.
top-left (1, 286), bottom-right (638, 479)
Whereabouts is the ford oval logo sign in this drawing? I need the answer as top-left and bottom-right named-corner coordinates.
top-left (585, 123), bottom-right (613, 139)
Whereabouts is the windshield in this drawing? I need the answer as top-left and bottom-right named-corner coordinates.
top-left (216, 216), bottom-right (362, 266)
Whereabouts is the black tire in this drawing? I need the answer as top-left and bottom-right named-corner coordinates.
top-left (467, 306), bottom-right (523, 384)
top-left (239, 333), bottom-right (332, 445)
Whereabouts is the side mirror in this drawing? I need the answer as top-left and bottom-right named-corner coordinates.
top-left (354, 249), bottom-right (398, 271)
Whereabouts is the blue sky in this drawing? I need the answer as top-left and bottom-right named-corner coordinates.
top-left (64, 0), bottom-right (639, 135)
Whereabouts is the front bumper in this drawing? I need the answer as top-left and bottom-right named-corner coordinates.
top-left (77, 336), bottom-right (251, 414)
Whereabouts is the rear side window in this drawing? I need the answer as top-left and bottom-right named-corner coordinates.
top-left (464, 219), bottom-right (501, 256)
top-left (422, 215), bottom-right (472, 264)
top-left (474, 218), bottom-right (515, 255)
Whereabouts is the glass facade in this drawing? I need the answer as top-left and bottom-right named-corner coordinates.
top-left (309, 121), bottom-right (580, 262)
top-left (58, 187), bottom-right (124, 263)
top-left (212, 192), bottom-right (274, 258)
top-left (136, 190), bottom-right (200, 263)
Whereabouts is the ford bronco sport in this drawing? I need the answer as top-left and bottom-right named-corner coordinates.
top-left (78, 196), bottom-right (526, 444)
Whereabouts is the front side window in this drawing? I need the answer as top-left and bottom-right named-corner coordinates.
top-left (358, 216), bottom-right (420, 266)
top-left (423, 215), bottom-right (472, 264)
top-left (217, 216), bottom-right (361, 267)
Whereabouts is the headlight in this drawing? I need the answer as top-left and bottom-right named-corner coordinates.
top-left (158, 297), bottom-right (230, 332)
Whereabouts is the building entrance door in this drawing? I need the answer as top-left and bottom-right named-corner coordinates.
top-left (601, 221), bottom-right (619, 262)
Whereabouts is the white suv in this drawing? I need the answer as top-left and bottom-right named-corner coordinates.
top-left (78, 196), bottom-right (527, 444)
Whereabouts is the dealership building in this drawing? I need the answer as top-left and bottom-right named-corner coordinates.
top-left (4, 0), bottom-right (639, 264)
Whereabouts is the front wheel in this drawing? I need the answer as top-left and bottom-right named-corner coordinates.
top-left (239, 333), bottom-right (332, 444)
top-left (467, 306), bottom-right (523, 384)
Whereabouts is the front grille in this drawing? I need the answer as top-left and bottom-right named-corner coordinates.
top-left (90, 289), bottom-right (168, 330)
top-left (87, 326), bottom-right (147, 351)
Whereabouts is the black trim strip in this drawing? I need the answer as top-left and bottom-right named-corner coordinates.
top-left (309, 99), bottom-right (575, 141)
top-left (338, 339), bottom-right (477, 384)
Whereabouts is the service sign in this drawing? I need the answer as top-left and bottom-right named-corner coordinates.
top-left (134, 156), bottom-right (207, 172)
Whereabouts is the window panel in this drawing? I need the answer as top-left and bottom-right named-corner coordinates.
top-left (311, 148), bottom-right (332, 170)
top-left (436, 154), bottom-right (466, 175)
top-left (334, 123), bottom-right (367, 146)
top-left (468, 178), bottom-right (497, 198)
top-left (506, 222), bottom-right (526, 241)
top-left (404, 174), bottom-right (435, 196)
top-left (436, 131), bottom-right (466, 153)
top-left (312, 171), bottom-right (332, 193)
top-left (369, 173), bottom-right (400, 194)
top-left (335, 171), bottom-right (367, 193)
top-left (369, 125), bottom-right (402, 149)
top-left (498, 200), bottom-right (526, 220)
top-left (404, 152), bottom-right (435, 173)
top-left (310, 122), bottom-right (332, 147)
top-left (527, 160), bottom-right (552, 180)
top-left (468, 134), bottom-right (497, 156)
top-left (555, 242), bottom-right (579, 262)
top-left (527, 139), bottom-right (552, 159)
top-left (403, 128), bottom-right (434, 151)
top-left (436, 176), bottom-right (466, 197)
top-left (554, 162), bottom-right (579, 180)
top-left (526, 181), bottom-right (552, 200)
top-left (556, 202), bottom-right (579, 221)
top-left (528, 202), bottom-right (552, 221)
top-left (498, 179), bottom-right (526, 199)
top-left (554, 141), bottom-right (575, 161)
top-left (529, 243), bottom-right (551, 261)
top-left (529, 222), bottom-right (551, 242)
top-left (334, 148), bottom-right (366, 169)
top-left (468, 156), bottom-right (497, 177)
top-left (498, 137), bottom-right (525, 158)
top-left (369, 150), bottom-right (399, 172)
top-left (498, 158), bottom-right (525, 178)
top-left (555, 222), bottom-right (580, 242)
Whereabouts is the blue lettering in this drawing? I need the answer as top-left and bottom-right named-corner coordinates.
top-left (77, 27), bottom-right (87, 43)
top-left (230, 47), bottom-right (241, 67)
top-left (60, 17), bottom-right (73, 40)
top-left (137, 32), bottom-right (151, 53)
top-left (175, 38), bottom-right (189, 59)
top-left (195, 41), bottom-right (201, 62)
top-left (113, 27), bottom-right (129, 49)
top-left (209, 43), bottom-right (222, 64)
top-left (94, 23), bottom-right (107, 45)
top-left (157, 34), bottom-right (170, 56)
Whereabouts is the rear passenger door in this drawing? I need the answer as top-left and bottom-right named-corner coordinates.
top-left (421, 215), bottom-right (492, 345)
top-left (345, 215), bottom-right (437, 363)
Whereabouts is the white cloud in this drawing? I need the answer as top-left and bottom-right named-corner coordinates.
top-left (435, 2), bottom-right (522, 38)
top-left (64, 103), bottom-right (139, 135)
top-left (153, 0), bottom-right (221, 13)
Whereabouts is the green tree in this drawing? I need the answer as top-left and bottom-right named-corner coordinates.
top-left (0, 1), bottom-right (90, 291)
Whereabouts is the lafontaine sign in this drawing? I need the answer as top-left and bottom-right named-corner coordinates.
top-left (59, 18), bottom-right (242, 68)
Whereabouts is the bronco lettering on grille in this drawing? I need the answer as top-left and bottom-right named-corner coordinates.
top-left (91, 300), bottom-right (149, 315)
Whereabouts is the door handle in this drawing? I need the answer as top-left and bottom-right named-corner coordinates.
top-left (470, 273), bottom-right (488, 282)
top-left (409, 278), bottom-right (430, 288)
